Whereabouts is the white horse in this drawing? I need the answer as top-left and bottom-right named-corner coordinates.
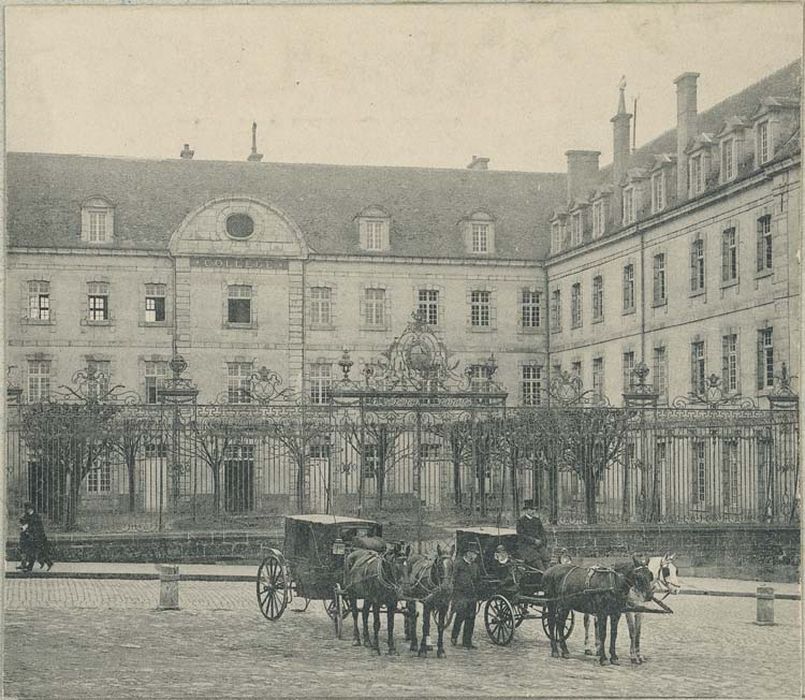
top-left (583, 553), bottom-right (681, 664)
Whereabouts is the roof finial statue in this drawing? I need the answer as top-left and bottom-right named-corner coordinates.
top-left (617, 75), bottom-right (627, 115)
top-left (248, 121), bottom-right (263, 162)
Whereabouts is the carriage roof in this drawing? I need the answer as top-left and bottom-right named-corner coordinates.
top-left (283, 514), bottom-right (383, 560)
top-left (285, 514), bottom-right (380, 526)
top-left (457, 527), bottom-right (519, 539)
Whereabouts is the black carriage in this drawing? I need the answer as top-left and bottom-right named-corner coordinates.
top-left (256, 514), bottom-right (383, 634)
top-left (455, 527), bottom-right (575, 647)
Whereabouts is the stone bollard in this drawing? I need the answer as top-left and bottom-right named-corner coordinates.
top-left (755, 586), bottom-right (775, 626)
top-left (157, 565), bottom-right (180, 611)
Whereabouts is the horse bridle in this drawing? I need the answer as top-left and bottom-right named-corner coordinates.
top-left (653, 563), bottom-right (680, 601)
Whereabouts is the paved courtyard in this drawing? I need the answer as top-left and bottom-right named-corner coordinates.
top-left (4, 578), bottom-right (802, 698)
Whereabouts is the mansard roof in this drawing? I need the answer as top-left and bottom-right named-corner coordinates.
top-left (7, 152), bottom-right (566, 260)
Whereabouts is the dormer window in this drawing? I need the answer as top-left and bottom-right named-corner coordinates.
top-left (757, 121), bottom-right (771, 164)
top-left (689, 154), bottom-right (704, 196)
top-left (622, 188), bottom-right (635, 225)
top-left (651, 172), bottom-right (666, 214)
top-left (551, 221), bottom-right (563, 254)
top-left (721, 138), bottom-right (735, 182)
top-left (592, 200), bottom-right (605, 239)
top-left (472, 223), bottom-right (489, 253)
top-left (570, 212), bottom-right (583, 246)
top-left (357, 207), bottom-right (391, 252)
top-left (81, 198), bottom-right (114, 243)
top-left (462, 211), bottom-right (495, 255)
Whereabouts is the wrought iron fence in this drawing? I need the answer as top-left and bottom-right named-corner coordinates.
top-left (4, 320), bottom-right (800, 533)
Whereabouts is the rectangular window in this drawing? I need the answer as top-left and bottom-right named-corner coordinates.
top-left (227, 285), bottom-right (252, 325)
top-left (570, 283), bottom-right (582, 328)
top-left (310, 287), bottom-right (332, 326)
top-left (693, 441), bottom-right (707, 505)
top-left (592, 357), bottom-right (604, 398)
top-left (757, 121), bottom-right (770, 164)
top-left (622, 264), bottom-right (635, 312)
top-left (653, 253), bottom-right (666, 305)
top-left (571, 360), bottom-right (582, 378)
top-left (721, 334), bottom-right (739, 393)
top-left (27, 360), bottom-right (50, 402)
top-left (521, 365), bottom-right (542, 406)
top-left (471, 223), bottom-right (489, 253)
top-left (227, 362), bottom-right (252, 404)
top-left (27, 281), bottom-right (51, 321)
top-left (757, 328), bottom-right (774, 390)
top-left (88, 282), bottom-right (109, 321)
top-left (87, 360), bottom-right (110, 400)
top-left (88, 210), bottom-right (107, 243)
top-left (756, 215), bottom-right (772, 272)
top-left (622, 188), bottom-right (634, 225)
top-left (591, 276), bottom-right (604, 322)
top-left (691, 341), bottom-right (706, 394)
top-left (145, 361), bottom-right (168, 404)
top-left (87, 460), bottom-right (112, 494)
top-left (592, 200), bottom-right (605, 238)
top-left (721, 138), bottom-right (735, 181)
top-left (721, 227), bottom-right (738, 282)
top-left (362, 444), bottom-right (379, 479)
top-left (145, 283), bottom-right (166, 323)
top-left (365, 221), bottom-right (385, 251)
top-left (570, 212), bottom-right (583, 246)
top-left (468, 364), bottom-right (493, 393)
top-left (652, 172), bottom-right (665, 213)
top-left (653, 346), bottom-right (668, 403)
top-left (690, 238), bottom-right (705, 292)
top-left (551, 222), bottom-right (563, 253)
top-left (364, 288), bottom-right (386, 327)
top-left (622, 351), bottom-right (635, 391)
top-left (550, 289), bottom-right (562, 332)
top-left (520, 290), bottom-right (540, 329)
top-left (470, 290), bottom-right (491, 327)
top-left (690, 154), bottom-right (704, 196)
top-left (417, 289), bottom-right (439, 325)
top-left (722, 440), bottom-right (739, 510)
top-left (309, 364), bottom-right (332, 405)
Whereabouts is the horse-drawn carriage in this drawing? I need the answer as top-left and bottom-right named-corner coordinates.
top-left (456, 527), bottom-right (575, 647)
top-left (256, 514), bottom-right (383, 633)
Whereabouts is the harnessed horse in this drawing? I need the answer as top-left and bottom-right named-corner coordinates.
top-left (343, 545), bottom-right (412, 655)
top-left (583, 553), bottom-right (681, 663)
top-left (542, 556), bottom-right (654, 665)
top-left (403, 544), bottom-right (455, 658)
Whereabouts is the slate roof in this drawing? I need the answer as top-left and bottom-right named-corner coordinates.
top-left (600, 59), bottom-right (802, 180)
top-left (7, 152), bottom-right (566, 261)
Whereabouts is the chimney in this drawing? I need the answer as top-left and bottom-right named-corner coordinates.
top-left (467, 155), bottom-right (490, 171)
top-left (180, 144), bottom-right (194, 160)
top-left (674, 72), bottom-right (700, 199)
top-left (248, 121), bottom-right (264, 162)
top-left (565, 150), bottom-right (600, 202)
top-left (611, 79), bottom-right (632, 222)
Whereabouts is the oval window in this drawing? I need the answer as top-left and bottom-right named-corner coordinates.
top-left (226, 213), bottom-right (255, 239)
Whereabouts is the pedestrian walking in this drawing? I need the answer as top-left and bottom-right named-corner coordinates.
top-left (450, 542), bottom-right (480, 649)
top-left (18, 502), bottom-right (53, 571)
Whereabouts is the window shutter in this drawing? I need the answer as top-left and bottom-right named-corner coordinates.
top-left (721, 234), bottom-right (729, 281)
top-left (721, 336), bottom-right (728, 390)
top-left (690, 243), bottom-right (697, 291)
top-left (756, 331), bottom-right (764, 390)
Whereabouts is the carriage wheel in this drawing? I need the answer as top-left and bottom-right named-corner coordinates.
top-left (256, 550), bottom-right (290, 621)
top-left (333, 587), bottom-right (345, 640)
top-left (484, 595), bottom-right (516, 646)
top-left (514, 603), bottom-right (530, 629)
top-left (541, 607), bottom-right (575, 641)
top-left (324, 595), bottom-right (350, 621)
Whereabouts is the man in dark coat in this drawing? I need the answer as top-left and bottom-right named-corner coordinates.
top-left (516, 501), bottom-right (550, 572)
top-left (450, 542), bottom-right (481, 649)
top-left (19, 503), bottom-right (53, 571)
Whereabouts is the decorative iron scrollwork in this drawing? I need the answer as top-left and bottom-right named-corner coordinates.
top-left (672, 373), bottom-right (757, 409)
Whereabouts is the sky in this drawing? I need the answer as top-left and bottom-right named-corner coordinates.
top-left (5, 4), bottom-right (803, 173)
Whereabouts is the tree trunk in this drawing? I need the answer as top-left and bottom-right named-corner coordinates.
top-left (296, 456), bottom-right (306, 514)
top-left (212, 465), bottom-right (221, 515)
top-left (127, 452), bottom-right (137, 513)
top-left (65, 465), bottom-right (82, 531)
top-left (584, 475), bottom-right (598, 525)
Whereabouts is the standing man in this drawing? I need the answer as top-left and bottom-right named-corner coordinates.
top-left (516, 500), bottom-right (550, 571)
top-left (450, 542), bottom-right (481, 649)
top-left (20, 502), bottom-right (53, 571)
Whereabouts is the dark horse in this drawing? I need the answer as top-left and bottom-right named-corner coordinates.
top-left (404, 544), bottom-right (454, 658)
top-left (543, 556), bottom-right (654, 665)
top-left (343, 545), bottom-right (412, 655)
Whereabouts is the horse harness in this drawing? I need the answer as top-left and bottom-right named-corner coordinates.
top-left (556, 564), bottom-right (648, 602)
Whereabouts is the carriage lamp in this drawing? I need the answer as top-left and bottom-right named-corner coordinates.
top-left (332, 538), bottom-right (346, 555)
top-left (559, 548), bottom-right (572, 565)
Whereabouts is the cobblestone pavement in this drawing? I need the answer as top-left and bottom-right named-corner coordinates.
top-left (4, 579), bottom-right (801, 698)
